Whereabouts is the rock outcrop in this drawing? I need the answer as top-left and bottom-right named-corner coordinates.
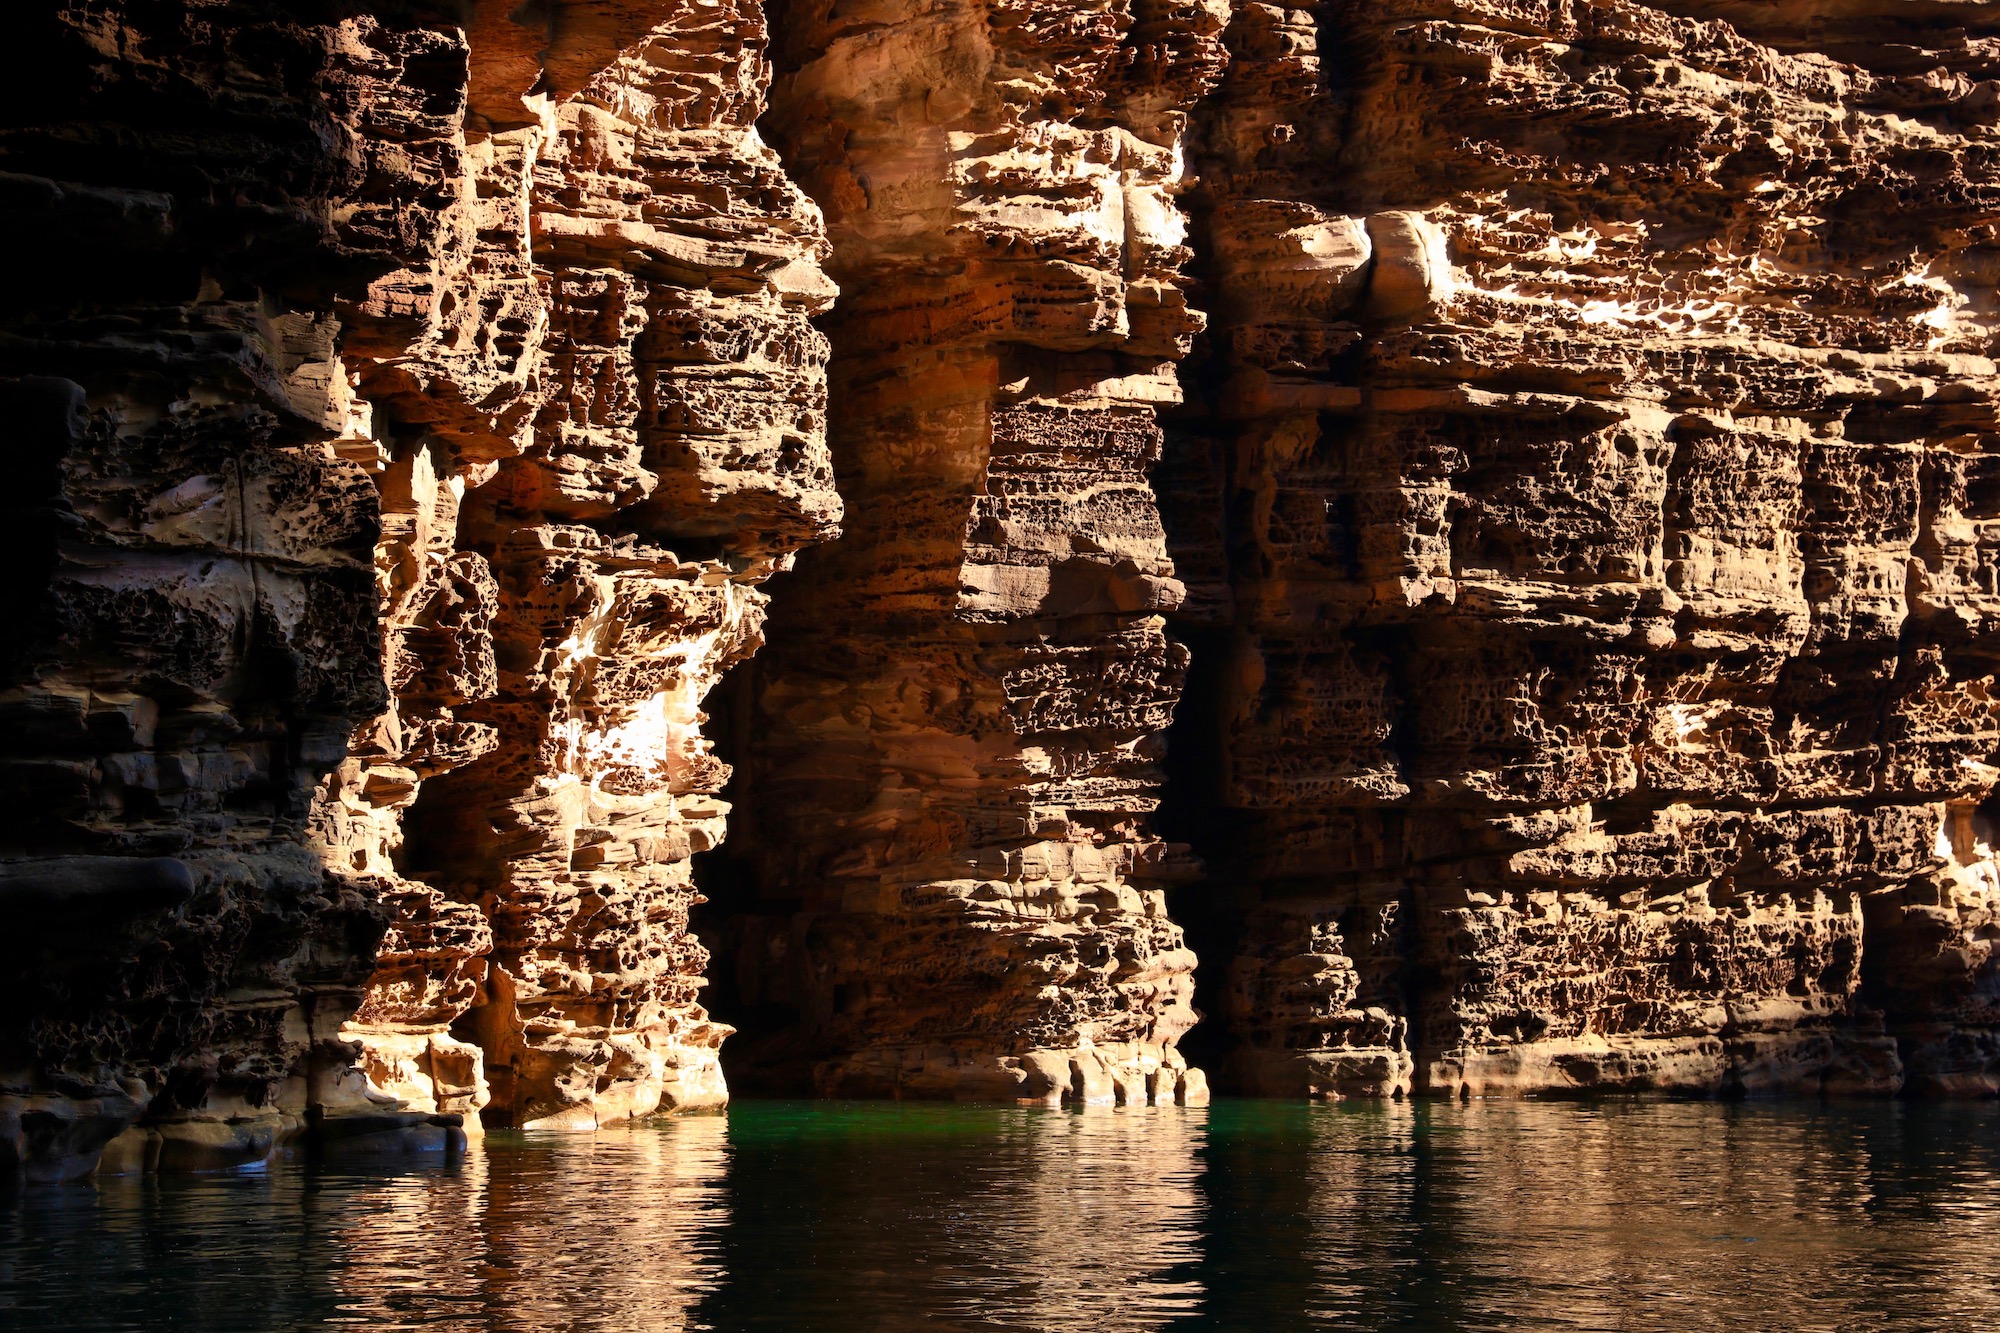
top-left (0, 2), bottom-right (465, 1181)
top-left (315, 0), bottom-right (839, 1134)
top-left (1166, 0), bottom-right (2000, 1098)
top-left (0, 0), bottom-right (834, 1177)
top-left (698, 0), bottom-right (1227, 1103)
top-left (9, 0), bottom-right (2000, 1180)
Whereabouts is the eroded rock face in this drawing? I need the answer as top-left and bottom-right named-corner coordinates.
top-left (315, 0), bottom-right (840, 1134)
top-left (696, 0), bottom-right (1227, 1104)
top-left (10, 0), bottom-right (2000, 1182)
top-left (1166, 0), bottom-right (2000, 1097)
top-left (0, 2), bottom-right (477, 1180)
top-left (0, 0), bottom-right (835, 1175)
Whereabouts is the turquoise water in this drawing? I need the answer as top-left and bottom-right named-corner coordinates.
top-left (5, 1099), bottom-right (1999, 1330)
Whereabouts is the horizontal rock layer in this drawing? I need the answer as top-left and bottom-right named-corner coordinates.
top-left (7, 0), bottom-right (2000, 1182)
top-left (1163, 0), bottom-right (2000, 1097)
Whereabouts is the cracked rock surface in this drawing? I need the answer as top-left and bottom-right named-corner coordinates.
top-left (8, 0), bottom-right (2000, 1181)
top-left (1164, 0), bottom-right (2000, 1098)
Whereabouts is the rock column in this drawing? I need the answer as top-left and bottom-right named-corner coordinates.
top-left (314, 0), bottom-right (842, 1131)
top-left (714, 0), bottom-right (1226, 1103)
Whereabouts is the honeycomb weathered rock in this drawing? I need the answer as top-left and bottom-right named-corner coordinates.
top-left (1164, 0), bottom-right (2000, 1098)
top-left (0, 0), bottom-right (838, 1174)
top-left (9, 0), bottom-right (2000, 1184)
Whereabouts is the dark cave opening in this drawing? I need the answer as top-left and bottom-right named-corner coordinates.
top-left (688, 652), bottom-right (813, 1097)
top-left (1155, 619), bottom-right (1244, 1087)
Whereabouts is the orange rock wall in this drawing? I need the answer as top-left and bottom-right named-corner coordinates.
top-left (1163, 0), bottom-right (2000, 1098)
top-left (696, 0), bottom-right (1227, 1104)
top-left (7, 0), bottom-right (2000, 1182)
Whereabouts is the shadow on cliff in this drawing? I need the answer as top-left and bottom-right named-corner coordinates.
top-left (687, 651), bottom-right (828, 1097)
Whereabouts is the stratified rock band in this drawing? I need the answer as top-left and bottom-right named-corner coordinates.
top-left (4, 0), bottom-right (1998, 1179)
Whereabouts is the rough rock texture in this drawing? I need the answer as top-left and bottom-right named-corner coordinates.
top-left (11, 0), bottom-right (2000, 1181)
top-left (698, 0), bottom-right (1227, 1103)
top-left (314, 0), bottom-right (840, 1133)
top-left (1164, 0), bottom-right (2000, 1098)
top-left (0, 0), bottom-right (834, 1177)
top-left (0, 1), bottom-right (468, 1181)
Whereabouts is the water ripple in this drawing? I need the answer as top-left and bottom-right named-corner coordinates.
top-left (2, 1100), bottom-right (1997, 1330)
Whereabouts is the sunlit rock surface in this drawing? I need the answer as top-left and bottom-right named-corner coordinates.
top-left (316, 0), bottom-right (840, 1134)
top-left (0, 0), bottom-right (835, 1177)
top-left (694, 0), bottom-right (1227, 1104)
top-left (8, 0), bottom-right (2000, 1183)
top-left (1164, 0), bottom-right (2000, 1098)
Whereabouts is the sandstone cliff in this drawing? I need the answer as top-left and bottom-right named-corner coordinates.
top-left (316, 0), bottom-right (840, 1135)
top-left (1165, 0), bottom-right (2000, 1098)
top-left (5, 0), bottom-right (2000, 1180)
top-left (1, 3), bottom-right (453, 1180)
top-left (0, 0), bottom-right (835, 1177)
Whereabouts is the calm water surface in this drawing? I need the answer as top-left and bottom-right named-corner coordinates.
top-left (4, 1099), bottom-right (1998, 1330)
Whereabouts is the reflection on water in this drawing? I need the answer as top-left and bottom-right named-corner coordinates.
top-left (4, 1100), bottom-right (2000, 1330)
top-left (1198, 1101), bottom-right (2000, 1330)
top-left (704, 1102), bottom-right (1203, 1329)
top-left (0, 1113), bottom-right (731, 1333)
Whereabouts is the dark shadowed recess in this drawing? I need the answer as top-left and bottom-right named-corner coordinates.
top-left (688, 653), bottom-right (809, 1095)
